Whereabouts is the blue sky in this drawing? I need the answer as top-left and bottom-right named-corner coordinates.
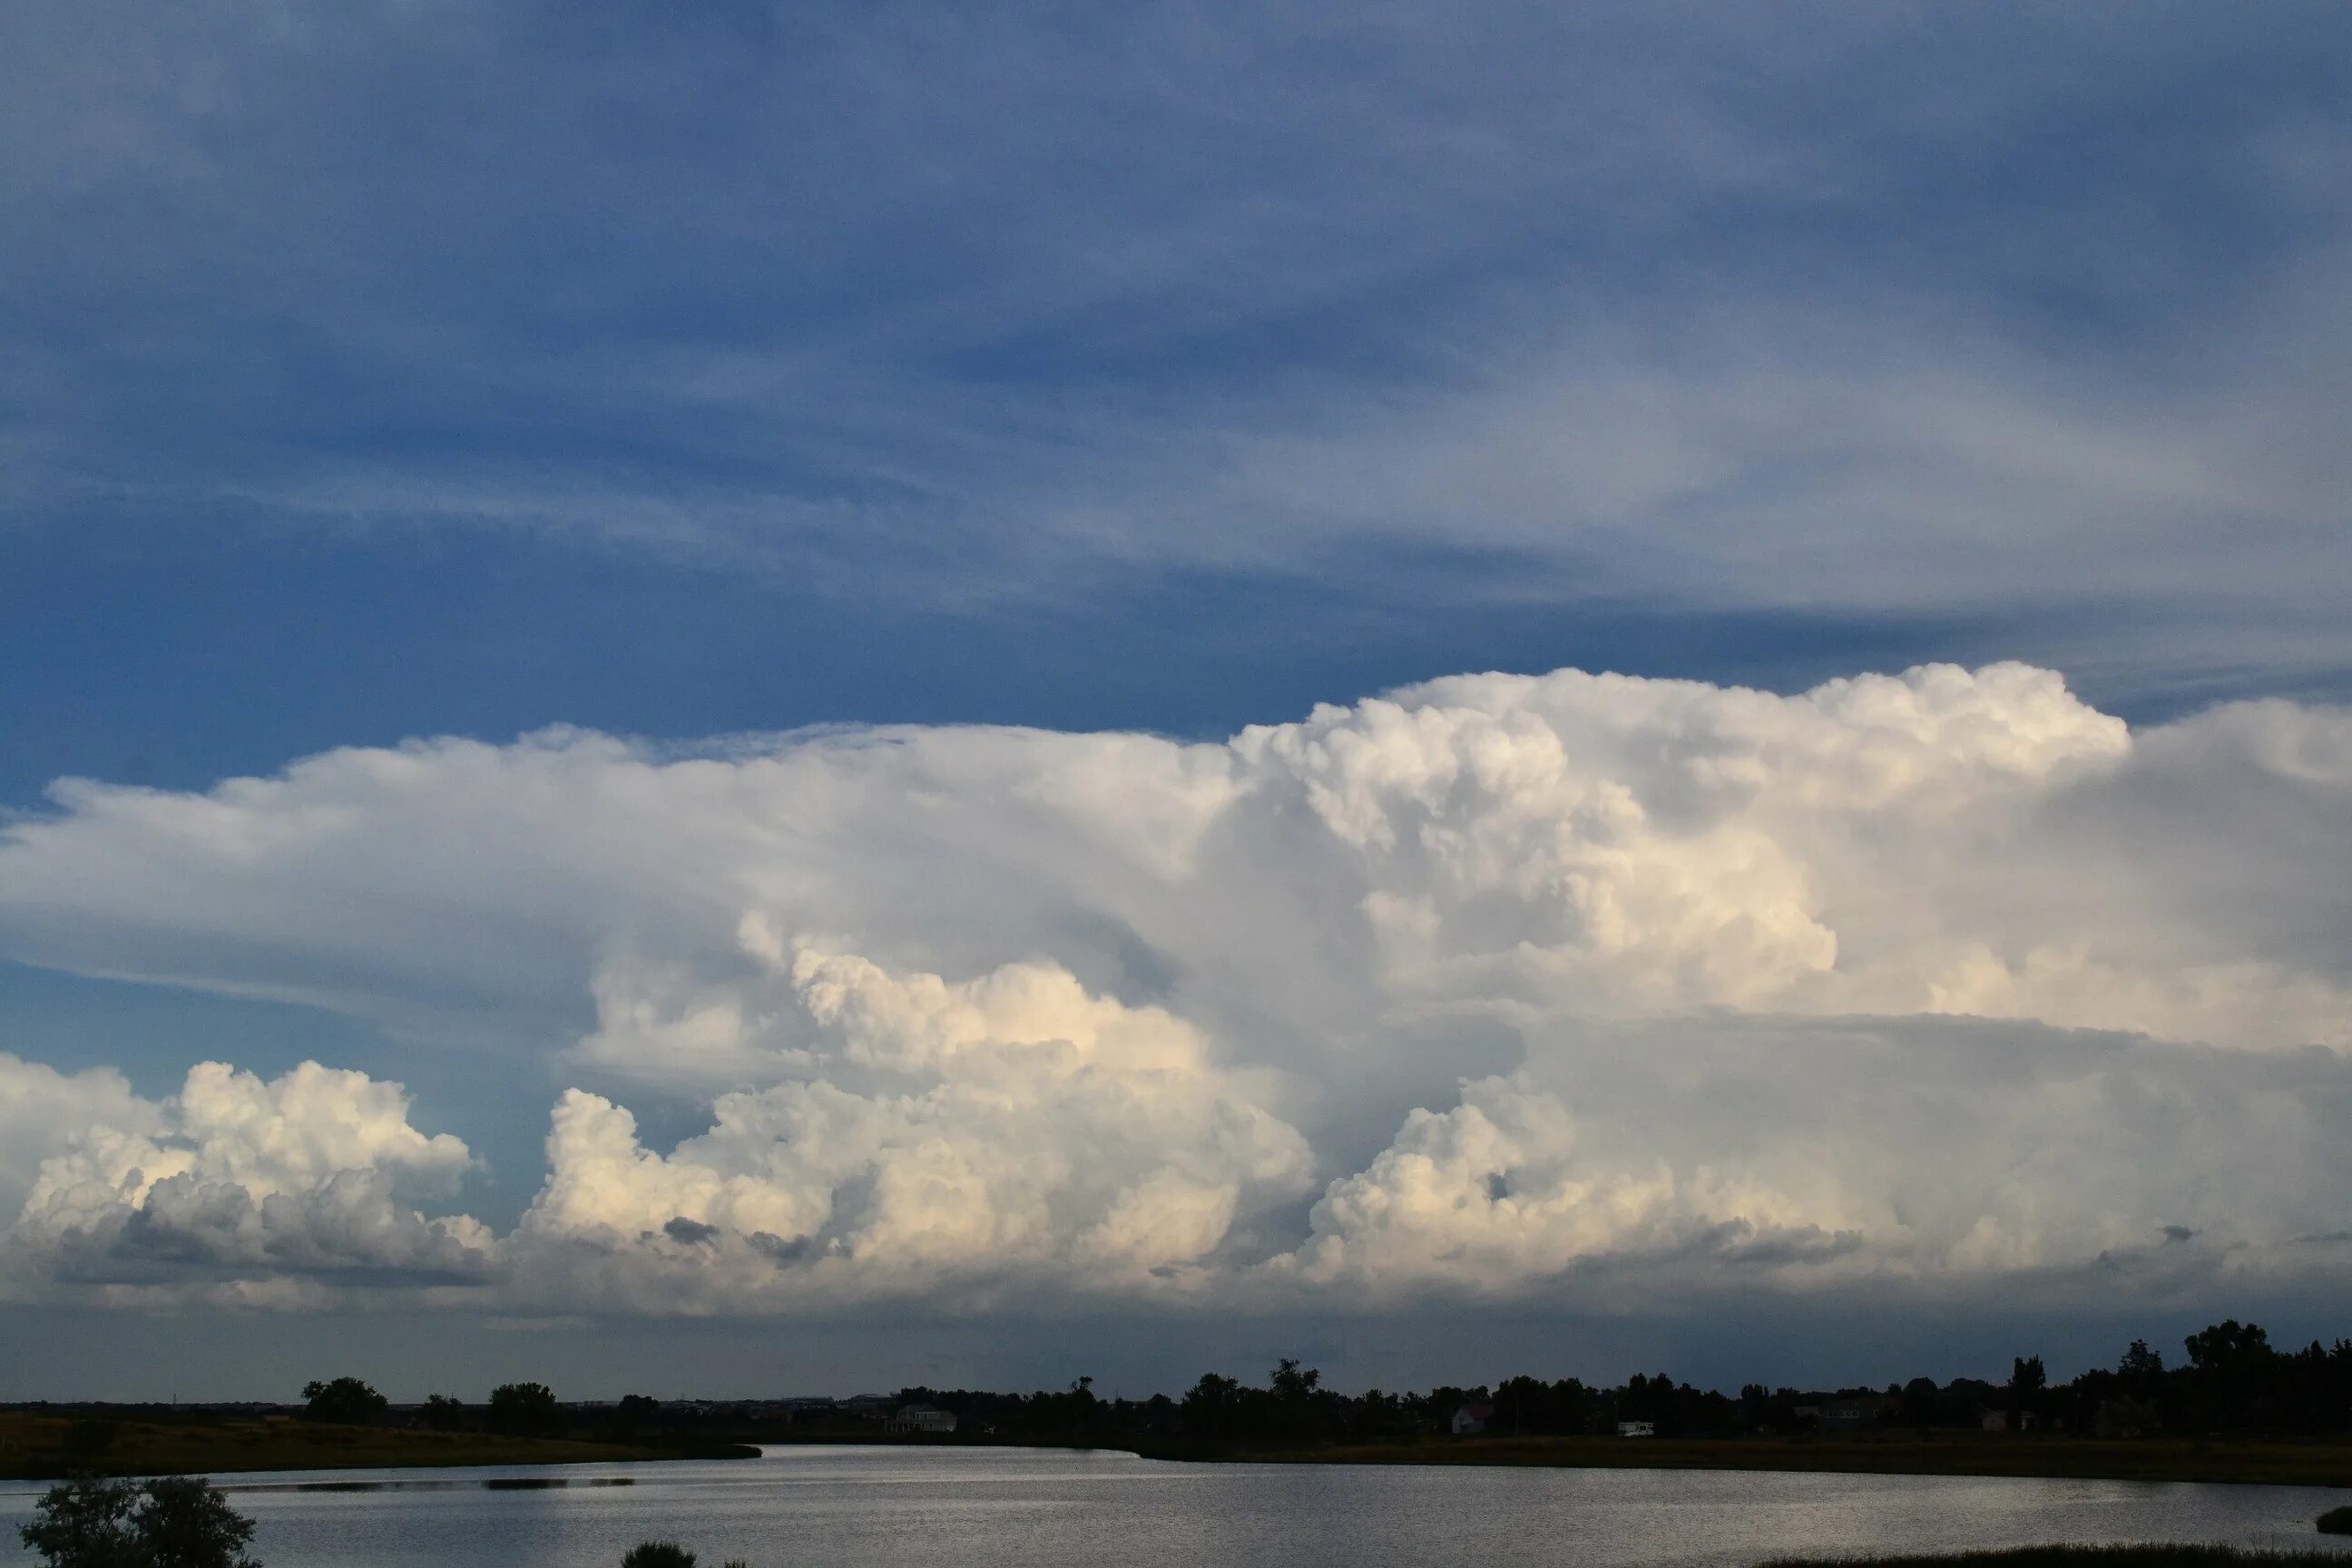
top-left (3, 3), bottom-right (2350, 1399)
top-left (6, 1), bottom-right (2348, 806)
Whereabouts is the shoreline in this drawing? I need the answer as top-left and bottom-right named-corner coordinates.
top-left (1123, 1434), bottom-right (2352, 1491)
top-left (8, 1416), bottom-right (2351, 1493)
top-left (0, 1411), bottom-right (755, 1483)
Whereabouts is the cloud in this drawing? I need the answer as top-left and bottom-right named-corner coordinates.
top-left (1274, 1016), bottom-right (2352, 1308)
top-left (513, 945), bottom-right (1313, 1312)
top-left (0, 1054), bottom-right (160, 1219)
top-left (1, 661), bottom-right (2349, 1312)
top-left (7, 1062), bottom-right (492, 1299)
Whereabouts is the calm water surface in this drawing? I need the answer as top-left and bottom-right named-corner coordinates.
top-left (4, 1446), bottom-right (2347, 1568)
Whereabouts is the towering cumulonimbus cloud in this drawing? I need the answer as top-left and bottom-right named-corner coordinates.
top-left (1, 661), bottom-right (2348, 1313)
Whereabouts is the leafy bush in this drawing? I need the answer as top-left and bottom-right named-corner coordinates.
top-left (18, 1474), bottom-right (260, 1568)
top-left (2318, 1505), bottom-right (2352, 1535)
top-left (621, 1545), bottom-right (696, 1568)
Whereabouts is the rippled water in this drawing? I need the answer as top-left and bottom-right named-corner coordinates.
top-left (3, 1445), bottom-right (2347, 1568)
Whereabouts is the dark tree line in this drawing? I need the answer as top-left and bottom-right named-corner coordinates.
top-left (2059, 1323), bottom-right (2352, 1436)
top-left (888, 1320), bottom-right (2352, 1447)
top-left (270, 1318), bottom-right (2351, 1454)
top-left (297, 1377), bottom-right (564, 1437)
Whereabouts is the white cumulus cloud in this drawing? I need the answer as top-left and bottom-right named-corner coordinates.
top-left (7, 1061), bottom-right (492, 1299)
top-left (1, 661), bottom-right (2349, 1313)
top-left (514, 943), bottom-right (1313, 1311)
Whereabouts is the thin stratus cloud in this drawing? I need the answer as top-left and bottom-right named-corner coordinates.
top-left (4, 662), bottom-right (2349, 1317)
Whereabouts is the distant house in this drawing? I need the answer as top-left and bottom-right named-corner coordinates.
top-left (1451, 1402), bottom-right (1494, 1436)
top-left (1615, 1420), bottom-right (1656, 1437)
top-left (1981, 1408), bottom-right (2040, 1433)
top-left (1821, 1396), bottom-right (1886, 1432)
top-left (2092, 1397), bottom-right (2155, 1438)
top-left (779, 1397), bottom-right (838, 1422)
top-left (886, 1403), bottom-right (958, 1436)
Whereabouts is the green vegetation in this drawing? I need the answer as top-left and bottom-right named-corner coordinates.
top-left (1761, 1550), bottom-right (2347, 1568)
top-left (0, 1374), bottom-right (763, 1480)
top-left (0, 1410), bottom-right (750, 1481)
top-left (18, 1474), bottom-right (259, 1568)
top-left (2317, 1505), bottom-right (2351, 1534)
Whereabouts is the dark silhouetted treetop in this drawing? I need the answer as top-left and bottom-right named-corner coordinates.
top-left (487, 1380), bottom-right (564, 1436)
top-left (299, 1377), bottom-right (387, 1425)
top-left (18, 1475), bottom-right (259, 1568)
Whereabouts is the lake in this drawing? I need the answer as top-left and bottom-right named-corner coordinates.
top-left (4, 1445), bottom-right (2348, 1568)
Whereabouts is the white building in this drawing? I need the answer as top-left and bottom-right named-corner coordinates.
top-left (886, 1403), bottom-right (958, 1435)
top-left (1616, 1420), bottom-right (1656, 1437)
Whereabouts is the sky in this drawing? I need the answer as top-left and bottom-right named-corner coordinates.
top-left (2, 2), bottom-right (2349, 1404)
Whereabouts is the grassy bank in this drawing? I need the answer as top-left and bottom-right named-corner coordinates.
top-left (0, 1412), bottom-right (756, 1480)
top-left (1762, 1550), bottom-right (2350, 1568)
top-left (1139, 1433), bottom-right (2352, 1489)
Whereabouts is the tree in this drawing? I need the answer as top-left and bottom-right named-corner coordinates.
top-left (2009, 1356), bottom-right (2047, 1426)
top-left (19, 1475), bottom-right (258, 1568)
top-left (421, 1394), bottom-right (466, 1432)
top-left (610, 1394), bottom-right (661, 1437)
top-left (487, 1380), bottom-right (564, 1437)
top-left (1265, 1357), bottom-right (1328, 1444)
top-left (621, 1545), bottom-right (696, 1568)
top-left (1180, 1373), bottom-right (1246, 1440)
top-left (135, 1477), bottom-right (260, 1568)
top-left (2184, 1319), bottom-right (2279, 1430)
top-left (1269, 1358), bottom-right (1320, 1403)
top-left (18, 1476), bottom-right (142, 1568)
top-left (299, 1377), bottom-right (387, 1426)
